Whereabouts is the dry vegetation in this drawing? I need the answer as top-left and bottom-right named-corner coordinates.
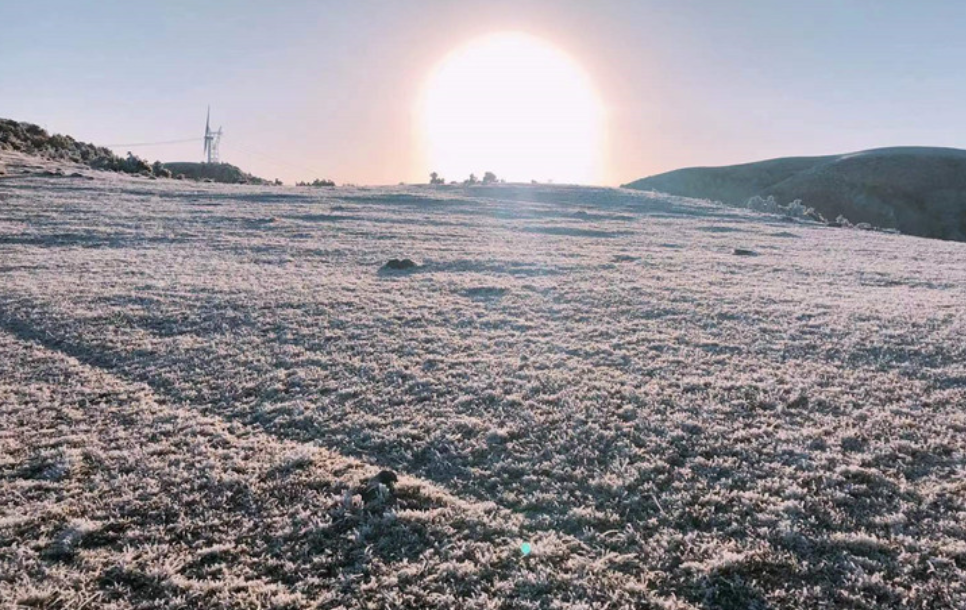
top-left (1, 167), bottom-right (965, 609)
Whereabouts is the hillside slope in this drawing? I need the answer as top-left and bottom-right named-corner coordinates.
top-left (0, 118), bottom-right (164, 177)
top-left (1, 174), bottom-right (965, 608)
top-left (623, 147), bottom-right (966, 241)
top-left (1, 117), bottom-right (267, 184)
top-left (163, 161), bottom-right (269, 184)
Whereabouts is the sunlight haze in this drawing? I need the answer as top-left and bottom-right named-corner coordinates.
top-left (419, 32), bottom-right (604, 184)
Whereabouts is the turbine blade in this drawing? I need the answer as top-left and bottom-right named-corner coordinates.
top-left (204, 106), bottom-right (211, 158)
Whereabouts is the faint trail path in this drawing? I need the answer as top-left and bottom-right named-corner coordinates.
top-left (1, 326), bottom-right (665, 608)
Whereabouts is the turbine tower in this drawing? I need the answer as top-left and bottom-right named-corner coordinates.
top-left (203, 106), bottom-right (223, 164)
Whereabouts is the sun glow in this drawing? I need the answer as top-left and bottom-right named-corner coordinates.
top-left (419, 32), bottom-right (604, 184)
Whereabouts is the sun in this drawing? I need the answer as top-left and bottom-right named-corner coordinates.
top-left (419, 32), bottom-right (605, 185)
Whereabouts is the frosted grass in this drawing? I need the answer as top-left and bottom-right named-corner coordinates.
top-left (1, 170), bottom-right (965, 608)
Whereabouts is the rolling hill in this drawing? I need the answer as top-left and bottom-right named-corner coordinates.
top-left (623, 147), bottom-right (966, 241)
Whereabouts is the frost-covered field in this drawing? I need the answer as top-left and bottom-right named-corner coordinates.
top-left (1, 169), bottom-right (965, 609)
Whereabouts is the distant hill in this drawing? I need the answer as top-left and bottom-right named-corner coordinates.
top-left (1, 117), bottom-right (267, 184)
top-left (623, 147), bottom-right (966, 241)
top-left (162, 162), bottom-right (268, 185)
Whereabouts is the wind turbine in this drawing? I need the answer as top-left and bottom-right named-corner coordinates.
top-left (203, 106), bottom-right (222, 164)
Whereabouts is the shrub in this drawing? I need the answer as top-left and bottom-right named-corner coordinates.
top-left (0, 119), bottom-right (115, 167)
top-left (48, 134), bottom-right (73, 151)
top-left (296, 178), bottom-right (336, 187)
top-left (120, 152), bottom-right (152, 175)
top-left (151, 161), bottom-right (172, 179)
top-left (743, 195), bottom-right (818, 221)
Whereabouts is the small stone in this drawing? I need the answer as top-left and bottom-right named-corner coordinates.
top-left (733, 248), bottom-right (757, 256)
top-left (360, 470), bottom-right (398, 510)
top-left (44, 522), bottom-right (96, 561)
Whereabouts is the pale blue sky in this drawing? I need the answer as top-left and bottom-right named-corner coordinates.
top-left (2, 1), bottom-right (964, 184)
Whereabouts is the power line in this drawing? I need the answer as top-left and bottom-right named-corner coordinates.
top-left (104, 130), bottom-right (322, 179)
top-left (227, 141), bottom-right (325, 177)
top-left (105, 137), bottom-right (202, 148)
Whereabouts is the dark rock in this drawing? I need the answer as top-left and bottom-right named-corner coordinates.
top-left (382, 258), bottom-right (418, 271)
top-left (733, 248), bottom-right (758, 256)
top-left (18, 452), bottom-right (70, 481)
top-left (43, 526), bottom-right (88, 562)
top-left (360, 470), bottom-right (398, 510)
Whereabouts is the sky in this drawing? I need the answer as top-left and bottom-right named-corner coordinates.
top-left (2, 0), bottom-right (965, 186)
